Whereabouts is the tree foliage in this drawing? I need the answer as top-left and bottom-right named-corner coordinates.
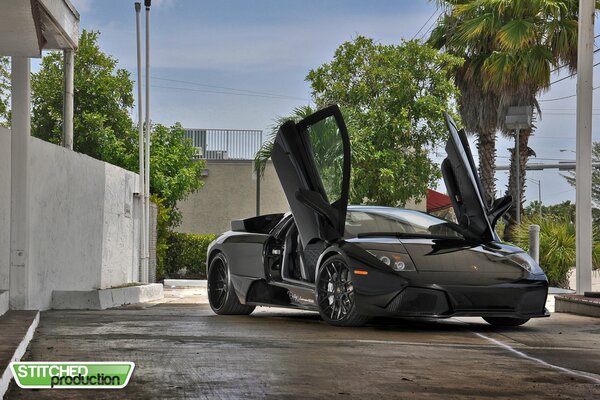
top-left (305, 37), bottom-right (461, 206)
top-left (30, 29), bottom-right (204, 226)
top-left (0, 56), bottom-right (9, 127)
top-left (430, 0), bottom-right (584, 240)
top-left (149, 123), bottom-right (205, 214)
top-left (564, 142), bottom-right (600, 208)
top-left (254, 105), bottom-right (316, 178)
top-left (31, 30), bottom-right (136, 167)
top-left (513, 215), bottom-right (600, 288)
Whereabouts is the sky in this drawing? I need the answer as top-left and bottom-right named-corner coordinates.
top-left (63, 0), bottom-right (600, 207)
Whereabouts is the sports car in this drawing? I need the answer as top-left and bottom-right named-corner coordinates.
top-left (206, 105), bottom-right (549, 327)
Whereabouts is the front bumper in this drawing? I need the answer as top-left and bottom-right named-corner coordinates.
top-left (354, 280), bottom-right (549, 319)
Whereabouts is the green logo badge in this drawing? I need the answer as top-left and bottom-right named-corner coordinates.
top-left (10, 362), bottom-right (135, 389)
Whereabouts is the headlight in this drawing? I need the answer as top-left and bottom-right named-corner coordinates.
top-left (366, 250), bottom-right (415, 272)
top-left (506, 252), bottom-right (544, 275)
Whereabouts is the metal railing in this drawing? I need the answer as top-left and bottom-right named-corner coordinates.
top-left (184, 128), bottom-right (263, 160)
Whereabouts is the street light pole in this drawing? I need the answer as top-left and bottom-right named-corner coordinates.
top-left (144, 0), bottom-right (152, 282)
top-left (575, 0), bottom-right (594, 295)
top-left (135, 2), bottom-right (147, 283)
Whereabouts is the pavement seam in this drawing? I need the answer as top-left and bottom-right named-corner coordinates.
top-left (471, 331), bottom-right (600, 385)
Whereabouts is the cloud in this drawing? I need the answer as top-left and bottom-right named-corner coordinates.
top-left (70, 0), bottom-right (93, 13)
top-left (151, 0), bottom-right (177, 8)
top-left (98, 11), bottom-right (431, 72)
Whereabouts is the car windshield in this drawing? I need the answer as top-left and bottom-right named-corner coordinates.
top-left (344, 208), bottom-right (464, 239)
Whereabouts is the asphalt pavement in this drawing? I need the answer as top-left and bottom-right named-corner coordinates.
top-left (6, 288), bottom-right (600, 399)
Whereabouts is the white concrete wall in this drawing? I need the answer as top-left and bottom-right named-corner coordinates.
top-left (100, 163), bottom-right (138, 288)
top-left (28, 137), bottom-right (139, 309)
top-left (0, 127), bottom-right (10, 292)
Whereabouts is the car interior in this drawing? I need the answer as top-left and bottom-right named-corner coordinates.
top-left (280, 223), bottom-right (323, 283)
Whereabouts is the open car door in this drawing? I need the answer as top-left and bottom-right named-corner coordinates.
top-left (441, 112), bottom-right (511, 243)
top-left (271, 105), bottom-right (350, 248)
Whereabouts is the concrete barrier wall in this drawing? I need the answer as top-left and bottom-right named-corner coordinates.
top-left (100, 163), bottom-right (138, 288)
top-left (28, 137), bottom-right (139, 309)
top-left (0, 127), bottom-right (10, 292)
top-left (176, 160), bottom-right (289, 234)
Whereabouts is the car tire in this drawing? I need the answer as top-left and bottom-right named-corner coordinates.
top-left (208, 253), bottom-right (255, 315)
top-left (315, 255), bottom-right (369, 327)
top-left (483, 317), bottom-right (530, 327)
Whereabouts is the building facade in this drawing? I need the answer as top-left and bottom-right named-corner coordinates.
top-left (177, 128), bottom-right (288, 234)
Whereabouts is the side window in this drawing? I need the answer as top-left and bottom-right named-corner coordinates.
top-left (305, 115), bottom-right (344, 203)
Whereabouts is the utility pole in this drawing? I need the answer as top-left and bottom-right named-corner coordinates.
top-left (144, 0), bottom-right (152, 282)
top-left (62, 50), bottom-right (74, 150)
top-left (135, 2), bottom-right (147, 283)
top-left (505, 106), bottom-right (532, 226)
top-left (576, 0), bottom-right (594, 294)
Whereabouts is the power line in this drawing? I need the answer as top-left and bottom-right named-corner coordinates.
top-left (149, 84), bottom-right (311, 101)
top-left (150, 76), bottom-right (308, 100)
top-left (550, 34), bottom-right (600, 73)
top-left (549, 58), bottom-right (600, 86)
top-left (539, 85), bottom-right (600, 103)
top-left (411, 6), bottom-right (439, 40)
top-left (420, 9), bottom-right (442, 40)
top-left (134, 76), bottom-right (311, 101)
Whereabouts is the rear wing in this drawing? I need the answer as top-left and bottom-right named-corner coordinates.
top-left (231, 213), bottom-right (285, 234)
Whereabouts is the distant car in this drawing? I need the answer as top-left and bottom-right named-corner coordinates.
top-left (206, 105), bottom-right (549, 327)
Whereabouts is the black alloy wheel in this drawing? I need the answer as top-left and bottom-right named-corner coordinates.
top-left (316, 255), bottom-right (368, 327)
top-left (207, 253), bottom-right (255, 315)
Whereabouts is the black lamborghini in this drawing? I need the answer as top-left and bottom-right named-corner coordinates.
top-left (206, 105), bottom-right (549, 327)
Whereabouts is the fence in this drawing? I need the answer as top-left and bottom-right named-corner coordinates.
top-left (184, 129), bottom-right (263, 160)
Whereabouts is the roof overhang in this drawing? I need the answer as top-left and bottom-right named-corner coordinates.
top-left (0, 0), bottom-right (79, 57)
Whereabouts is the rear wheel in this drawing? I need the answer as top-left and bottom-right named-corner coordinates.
top-left (483, 317), bottom-right (530, 327)
top-left (316, 255), bottom-right (369, 327)
top-left (208, 253), bottom-right (255, 315)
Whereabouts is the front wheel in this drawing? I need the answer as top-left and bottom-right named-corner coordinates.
top-left (483, 317), bottom-right (530, 327)
top-left (208, 253), bottom-right (255, 315)
top-left (316, 255), bottom-right (369, 327)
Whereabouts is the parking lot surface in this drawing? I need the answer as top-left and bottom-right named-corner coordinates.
top-left (6, 288), bottom-right (600, 399)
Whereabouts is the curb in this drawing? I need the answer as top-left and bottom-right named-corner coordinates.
top-left (51, 283), bottom-right (164, 310)
top-left (0, 311), bottom-right (39, 398)
top-left (163, 279), bottom-right (207, 288)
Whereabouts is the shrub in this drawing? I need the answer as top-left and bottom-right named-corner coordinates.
top-left (151, 195), bottom-right (170, 281)
top-left (165, 232), bottom-right (217, 279)
top-left (512, 216), bottom-right (600, 288)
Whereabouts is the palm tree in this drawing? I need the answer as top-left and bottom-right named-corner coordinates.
top-left (430, 15), bottom-right (502, 209)
top-left (430, 0), bottom-right (580, 240)
top-left (254, 105), bottom-right (316, 179)
top-left (254, 104), bottom-right (345, 201)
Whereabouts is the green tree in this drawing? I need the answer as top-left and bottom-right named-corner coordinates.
top-left (254, 105), bottom-right (316, 178)
top-left (513, 215), bottom-right (600, 288)
top-left (564, 142), bottom-right (600, 207)
top-left (430, 0), bottom-right (582, 240)
top-left (0, 56), bottom-right (9, 127)
top-left (524, 200), bottom-right (576, 222)
top-left (254, 104), bottom-right (344, 201)
top-left (305, 37), bottom-right (462, 206)
top-left (30, 29), bottom-right (205, 227)
top-left (31, 30), bottom-right (136, 167)
top-left (149, 123), bottom-right (205, 224)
